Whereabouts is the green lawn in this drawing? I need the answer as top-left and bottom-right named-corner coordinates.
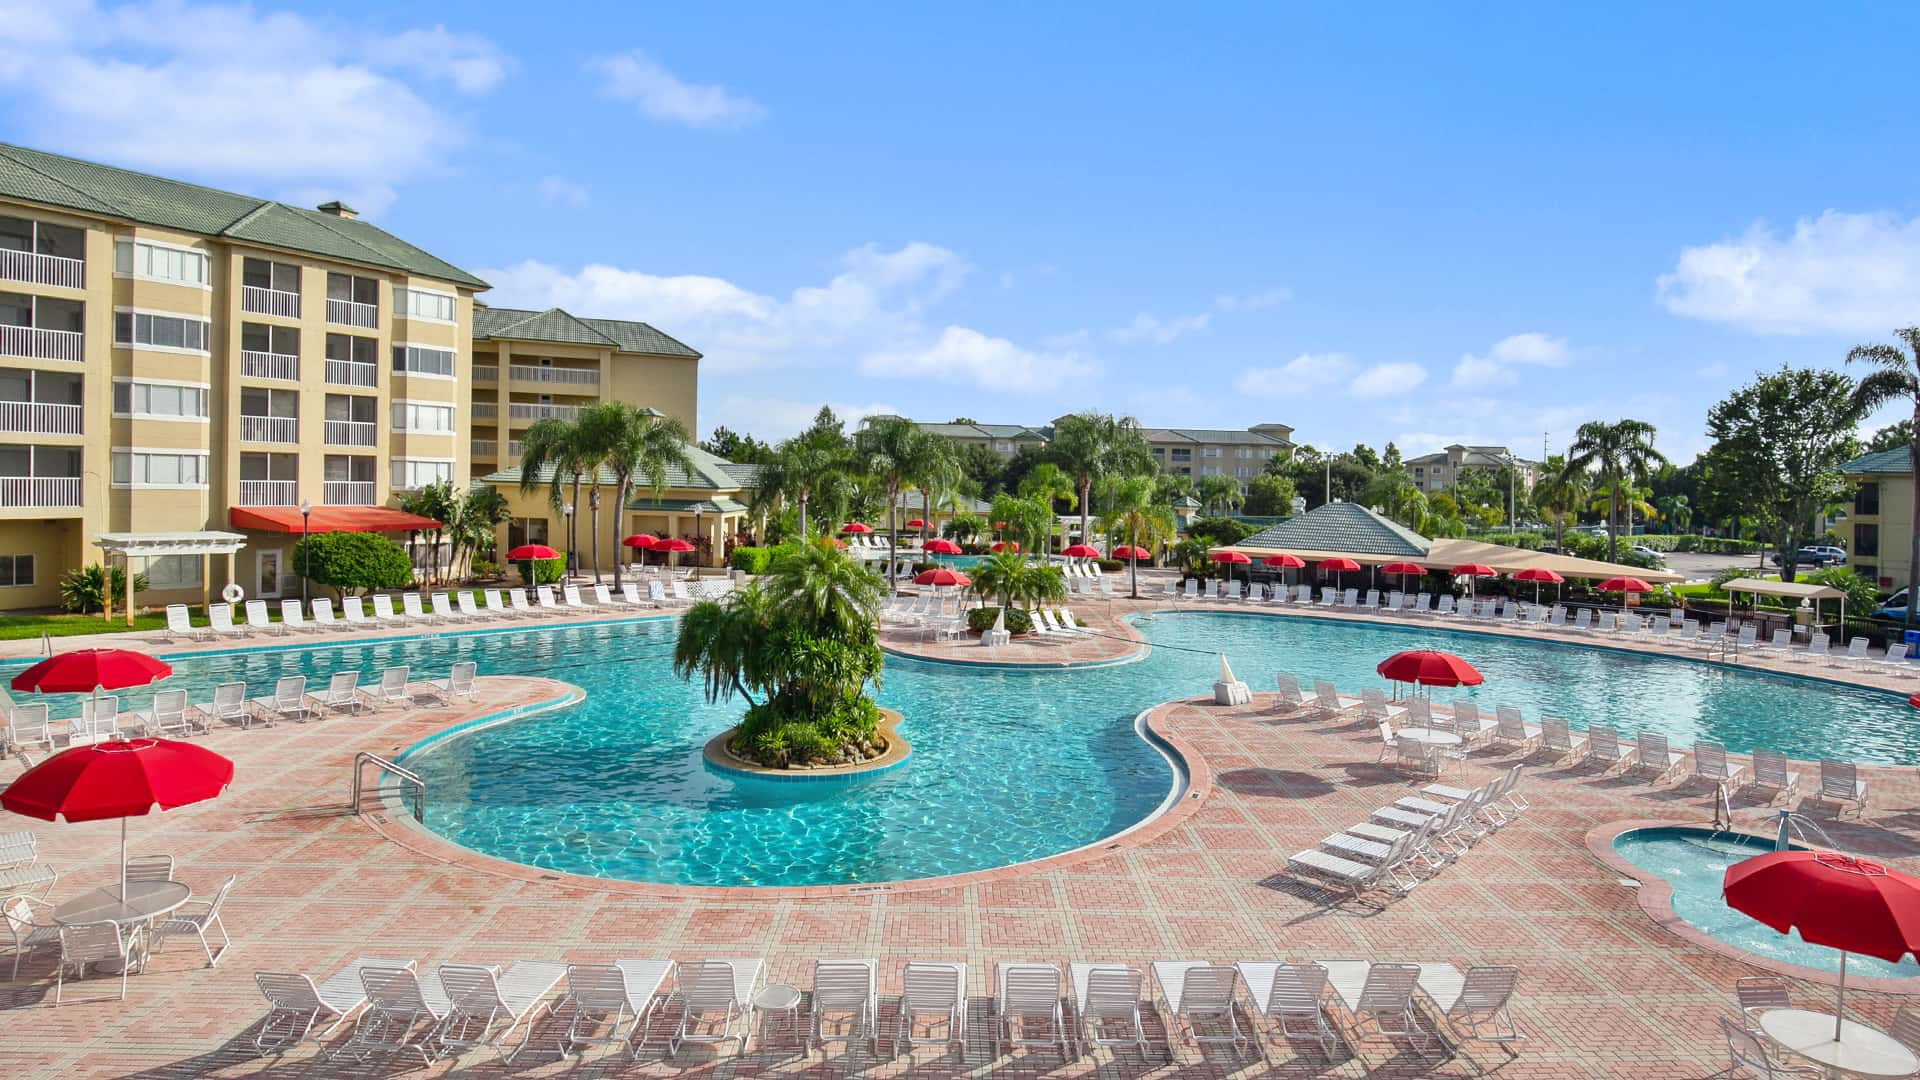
top-left (0, 611), bottom-right (177, 640)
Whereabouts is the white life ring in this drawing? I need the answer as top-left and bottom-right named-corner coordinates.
top-left (221, 582), bottom-right (245, 605)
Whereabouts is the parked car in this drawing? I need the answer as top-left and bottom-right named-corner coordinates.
top-left (1875, 587), bottom-right (1909, 621)
top-left (1769, 546), bottom-right (1847, 569)
top-left (1630, 545), bottom-right (1666, 565)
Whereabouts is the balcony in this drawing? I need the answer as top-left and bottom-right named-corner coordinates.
top-left (323, 480), bottom-right (375, 506)
top-left (470, 439), bottom-right (496, 459)
top-left (324, 419), bottom-right (376, 447)
top-left (0, 325), bottom-right (82, 363)
top-left (470, 402), bottom-right (497, 420)
top-left (240, 415), bottom-right (298, 444)
top-left (0, 476), bottom-right (81, 508)
top-left (507, 439), bottom-right (523, 458)
top-left (472, 364), bottom-right (498, 382)
top-left (508, 403), bottom-right (579, 422)
top-left (325, 297), bottom-right (377, 329)
top-left (0, 401), bottom-right (81, 436)
top-left (509, 363), bottom-right (598, 386)
top-left (0, 249), bottom-right (83, 290)
top-left (237, 479), bottom-right (297, 506)
top-left (240, 350), bottom-right (299, 381)
top-left (241, 286), bottom-right (300, 319)
top-left (325, 359), bottom-right (377, 388)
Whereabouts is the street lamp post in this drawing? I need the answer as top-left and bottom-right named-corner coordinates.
top-left (1503, 453), bottom-right (1517, 529)
top-left (298, 499), bottom-right (312, 604)
top-left (562, 503), bottom-right (574, 578)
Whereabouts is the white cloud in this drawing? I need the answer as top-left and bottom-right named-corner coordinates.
top-left (1109, 311), bottom-right (1212, 345)
top-left (537, 175), bottom-right (591, 209)
top-left (706, 397), bottom-right (899, 442)
top-left (860, 326), bottom-right (1093, 393)
top-left (0, 1), bottom-right (509, 215)
top-left (589, 50), bottom-right (764, 129)
top-left (1657, 210), bottom-right (1920, 335)
top-left (1234, 353), bottom-right (1354, 397)
top-left (1350, 362), bottom-right (1428, 398)
top-left (1214, 288), bottom-right (1293, 312)
top-left (1450, 332), bottom-right (1571, 388)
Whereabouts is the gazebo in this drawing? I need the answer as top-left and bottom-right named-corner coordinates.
top-left (1720, 577), bottom-right (1849, 635)
top-left (93, 531), bottom-right (249, 626)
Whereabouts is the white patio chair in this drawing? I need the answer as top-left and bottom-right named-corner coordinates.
top-left (1692, 740), bottom-right (1745, 787)
top-left (435, 960), bottom-right (569, 1061)
top-left (1342, 961), bottom-right (1430, 1050)
top-left (57, 921), bottom-right (132, 1002)
top-left (72, 696), bottom-right (120, 745)
top-left (1735, 976), bottom-right (1792, 1031)
top-left (1746, 749), bottom-right (1801, 804)
top-left (309, 598), bottom-right (346, 632)
top-left (810, 959), bottom-right (877, 1056)
top-left (1425, 965), bottom-right (1522, 1043)
top-left (995, 962), bottom-right (1068, 1057)
top-left (1722, 1015), bottom-right (1822, 1077)
top-left (897, 961), bottom-right (966, 1054)
top-left (311, 672), bottom-right (372, 716)
top-left (1152, 962), bottom-right (1248, 1057)
top-left (2, 893), bottom-right (60, 979)
top-left (509, 588), bottom-right (544, 618)
top-left (251, 676), bottom-right (310, 725)
top-left (340, 964), bottom-right (452, 1062)
top-left (455, 592), bottom-right (486, 620)
top-left (1818, 760), bottom-right (1869, 817)
top-left (164, 603), bottom-right (209, 642)
top-left (1631, 731), bottom-right (1686, 782)
top-left (431, 592), bottom-right (461, 621)
top-left (124, 854), bottom-right (174, 886)
top-left (1492, 705), bottom-right (1540, 750)
top-left (1536, 716), bottom-right (1585, 761)
top-left (619, 582), bottom-right (651, 607)
top-left (1238, 961), bottom-right (1337, 1055)
top-left (1582, 724), bottom-right (1626, 772)
top-left (206, 603), bottom-right (246, 640)
top-left (430, 662), bottom-right (478, 704)
top-left (194, 681), bottom-right (251, 729)
top-left (1272, 674), bottom-right (1305, 711)
top-left (341, 596), bottom-right (371, 628)
top-left (668, 958), bottom-right (763, 1056)
top-left (401, 592), bottom-right (433, 622)
top-left (252, 957), bottom-right (408, 1056)
top-left (133, 689), bottom-right (200, 737)
top-left (563, 585), bottom-right (593, 609)
top-left (371, 594), bottom-right (403, 623)
top-left (246, 599), bottom-right (281, 635)
top-left (150, 874), bottom-right (234, 967)
top-left (278, 598), bottom-right (312, 633)
top-left (592, 584), bottom-right (617, 606)
top-left (554, 959), bottom-right (676, 1058)
top-left (1075, 964), bottom-right (1150, 1060)
top-left (4, 703), bottom-right (53, 758)
top-left (538, 585), bottom-right (569, 614)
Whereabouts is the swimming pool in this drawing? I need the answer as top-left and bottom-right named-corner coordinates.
top-left (17, 610), bottom-right (1915, 887)
top-left (1612, 827), bottom-right (1920, 981)
top-left (927, 553), bottom-right (985, 570)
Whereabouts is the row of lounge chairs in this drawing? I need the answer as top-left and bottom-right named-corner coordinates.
top-left (252, 954), bottom-right (1518, 1064)
top-left (1287, 764), bottom-right (1528, 901)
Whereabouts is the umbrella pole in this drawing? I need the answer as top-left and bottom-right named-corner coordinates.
top-left (1835, 952), bottom-right (1848, 1040)
top-left (120, 817), bottom-right (128, 901)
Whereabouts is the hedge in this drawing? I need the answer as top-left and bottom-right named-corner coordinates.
top-left (516, 552), bottom-right (567, 585)
top-left (289, 531), bottom-right (413, 593)
top-left (730, 544), bottom-right (799, 574)
top-left (1627, 534), bottom-right (1762, 554)
top-left (966, 606), bottom-right (1034, 635)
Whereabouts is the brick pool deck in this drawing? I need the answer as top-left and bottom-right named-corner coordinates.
top-left (2, 595), bottom-right (1918, 1076)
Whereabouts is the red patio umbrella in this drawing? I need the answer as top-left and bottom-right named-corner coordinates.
top-left (925, 539), bottom-right (962, 555)
top-left (1318, 556), bottom-right (1360, 590)
top-left (1377, 649), bottom-right (1484, 699)
top-left (1062, 544), bottom-right (1102, 559)
top-left (506, 544), bottom-right (558, 561)
top-left (1262, 553), bottom-right (1306, 568)
top-left (1452, 563), bottom-right (1498, 601)
top-left (621, 534), bottom-right (659, 549)
top-left (1212, 550), bottom-right (1252, 589)
top-left (2, 738), bottom-right (233, 901)
top-left (904, 519), bottom-right (927, 529)
top-left (913, 568), bottom-right (971, 588)
top-left (1380, 560), bottom-right (1425, 594)
top-left (990, 541), bottom-right (1020, 553)
top-left (1909, 691), bottom-right (1920, 709)
top-left (1113, 545), bottom-right (1151, 561)
top-left (841, 523), bottom-right (872, 534)
top-left (1512, 566), bottom-right (1565, 604)
top-left (11, 649), bottom-right (170, 695)
top-left (1597, 576), bottom-right (1653, 594)
top-left (656, 537), bottom-right (696, 569)
top-left (1725, 851), bottom-right (1920, 1038)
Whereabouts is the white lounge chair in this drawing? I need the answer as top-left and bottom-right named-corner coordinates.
top-left (72, 696), bottom-right (120, 745)
top-left (252, 676), bottom-right (310, 724)
top-left (1631, 731), bottom-right (1686, 783)
top-left (1272, 674), bottom-right (1306, 711)
top-left (810, 959), bottom-right (878, 1056)
top-left (371, 594), bottom-right (403, 623)
top-left (431, 592), bottom-right (462, 621)
top-left (429, 662), bottom-right (478, 704)
top-left (341, 964), bottom-right (453, 1062)
top-left (538, 585), bottom-right (569, 615)
top-left (668, 958), bottom-right (763, 1056)
top-left (205, 602), bottom-right (246, 640)
top-left (1819, 760), bottom-right (1869, 816)
top-left (252, 957), bottom-right (411, 1055)
top-left (132, 689), bottom-right (201, 737)
top-left (994, 962), bottom-right (1067, 1057)
top-left (1582, 724), bottom-right (1626, 772)
top-left (1237, 961), bottom-right (1337, 1055)
top-left (563, 584), bottom-right (595, 610)
top-left (436, 960), bottom-right (569, 1061)
top-left (278, 599), bottom-right (312, 633)
top-left (1536, 716), bottom-right (1585, 761)
top-left (402, 592), bottom-right (434, 622)
top-left (553, 959), bottom-right (676, 1058)
top-left (1071, 963), bottom-right (1149, 1060)
top-left (1425, 965), bottom-right (1521, 1043)
top-left (897, 961), bottom-right (966, 1054)
top-left (165, 603), bottom-right (210, 642)
top-left (246, 599), bottom-right (281, 636)
top-left (194, 681), bottom-right (251, 729)
top-left (341, 596), bottom-right (372, 629)
top-left (4, 703), bottom-right (55, 758)
top-left (1747, 749), bottom-right (1801, 804)
top-left (481, 589), bottom-right (513, 619)
top-left (311, 672), bottom-right (372, 716)
top-left (1492, 706), bottom-right (1540, 750)
top-left (1692, 740), bottom-right (1745, 787)
top-left (455, 592), bottom-right (487, 620)
top-left (311, 598), bottom-right (350, 632)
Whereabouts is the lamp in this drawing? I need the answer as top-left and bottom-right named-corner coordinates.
top-left (298, 499), bottom-right (312, 603)
top-left (562, 502), bottom-right (574, 576)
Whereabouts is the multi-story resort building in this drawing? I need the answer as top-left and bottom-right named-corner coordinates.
top-left (893, 417), bottom-right (1296, 493)
top-left (908, 420), bottom-right (1050, 458)
top-left (1840, 447), bottom-right (1905, 588)
top-left (1404, 443), bottom-right (1541, 494)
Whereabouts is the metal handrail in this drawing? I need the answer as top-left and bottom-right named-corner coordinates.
top-left (352, 751), bottom-right (424, 821)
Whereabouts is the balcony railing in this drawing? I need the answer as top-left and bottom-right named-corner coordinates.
top-left (0, 248), bottom-right (83, 290)
top-left (325, 298), bottom-right (378, 328)
top-left (325, 359), bottom-right (378, 388)
top-left (0, 476), bottom-right (82, 508)
top-left (237, 479), bottom-right (297, 506)
top-left (241, 286), bottom-right (300, 318)
top-left (509, 363), bottom-right (599, 385)
top-left (470, 402), bottom-right (497, 420)
top-left (240, 415), bottom-right (298, 443)
top-left (323, 480), bottom-right (375, 506)
top-left (0, 325), bottom-right (82, 363)
top-left (0, 401), bottom-right (81, 436)
top-left (508, 403), bottom-right (579, 422)
top-left (240, 350), bottom-right (299, 381)
top-left (472, 364), bottom-right (498, 382)
top-left (324, 419), bottom-right (376, 447)
top-left (507, 439), bottom-right (523, 458)
top-left (470, 439), bottom-right (496, 458)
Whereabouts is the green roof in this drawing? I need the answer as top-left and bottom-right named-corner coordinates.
top-left (474, 305), bottom-right (700, 358)
top-left (0, 143), bottom-right (486, 288)
top-left (1141, 427), bottom-right (1292, 446)
top-left (1841, 448), bottom-right (1912, 475)
top-left (626, 496), bottom-right (749, 514)
top-left (1239, 502), bottom-right (1432, 557)
top-left (478, 441), bottom-right (752, 492)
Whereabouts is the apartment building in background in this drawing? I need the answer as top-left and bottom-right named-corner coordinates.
top-left (1405, 444), bottom-right (1541, 494)
top-left (0, 142), bottom-right (485, 611)
top-left (1840, 448), bottom-right (1905, 589)
top-left (910, 420), bottom-right (1051, 457)
top-left (896, 417), bottom-right (1296, 494)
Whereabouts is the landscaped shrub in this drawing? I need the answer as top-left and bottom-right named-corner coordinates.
top-left (1096, 558), bottom-right (1126, 571)
top-left (966, 606), bottom-right (1034, 635)
top-left (730, 546), bottom-right (776, 574)
top-left (518, 552), bottom-right (567, 585)
top-left (59, 564), bottom-right (149, 614)
top-left (290, 531), bottom-right (415, 595)
top-left (1186, 518), bottom-right (1258, 547)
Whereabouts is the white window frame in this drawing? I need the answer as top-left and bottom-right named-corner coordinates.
top-left (1200, 447), bottom-right (1222, 458)
top-left (111, 447), bottom-right (210, 490)
top-left (390, 398), bottom-right (456, 435)
top-left (391, 341), bottom-right (457, 380)
top-left (0, 553), bottom-right (35, 588)
top-left (393, 285), bottom-right (457, 325)
top-left (113, 237), bottom-right (212, 290)
top-left (390, 456), bottom-right (455, 491)
top-left (111, 376), bottom-right (211, 424)
top-left (142, 553), bottom-right (203, 590)
top-left (112, 306), bottom-right (211, 356)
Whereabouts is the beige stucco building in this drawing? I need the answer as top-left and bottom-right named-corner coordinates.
top-left (897, 416), bottom-right (1297, 495)
top-left (1841, 448), bottom-right (1909, 589)
top-left (1405, 444), bottom-right (1541, 494)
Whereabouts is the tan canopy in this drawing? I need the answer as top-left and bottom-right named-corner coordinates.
top-left (1719, 578), bottom-right (1843, 601)
top-left (1217, 535), bottom-right (1684, 585)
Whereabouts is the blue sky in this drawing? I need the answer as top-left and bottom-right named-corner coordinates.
top-left (5, 2), bottom-right (1919, 460)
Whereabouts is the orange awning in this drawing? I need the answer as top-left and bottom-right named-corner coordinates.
top-left (228, 506), bottom-right (442, 534)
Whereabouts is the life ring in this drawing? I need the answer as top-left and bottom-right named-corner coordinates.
top-left (221, 582), bottom-right (245, 605)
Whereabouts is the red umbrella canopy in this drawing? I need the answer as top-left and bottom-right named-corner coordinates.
top-left (2, 738), bottom-right (233, 822)
top-left (1451, 563), bottom-right (1497, 577)
top-left (904, 519), bottom-right (927, 529)
top-left (991, 521), bottom-right (1007, 530)
top-left (1262, 553), bottom-right (1306, 568)
top-left (1061, 544), bottom-right (1103, 559)
top-left (656, 539), bottom-right (696, 553)
top-left (1512, 567), bottom-right (1565, 583)
top-left (1376, 649), bottom-right (1485, 687)
top-left (506, 544), bottom-right (558, 561)
top-left (1910, 691), bottom-right (1920, 709)
top-left (1211, 550), bottom-right (1252, 565)
top-left (11, 649), bottom-right (170, 694)
top-left (924, 539), bottom-right (962, 555)
top-left (1318, 557), bottom-right (1361, 572)
top-left (913, 568), bottom-right (971, 587)
top-left (1379, 561), bottom-right (1425, 575)
top-left (1725, 852), bottom-right (1920, 964)
top-left (990, 541), bottom-right (1020, 553)
top-left (1113, 545), bottom-right (1151, 560)
top-left (841, 523), bottom-right (872, 534)
top-left (621, 534), bottom-right (659, 550)
top-left (1598, 576), bottom-right (1653, 593)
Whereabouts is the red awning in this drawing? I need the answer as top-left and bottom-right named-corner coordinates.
top-left (228, 506), bottom-right (442, 534)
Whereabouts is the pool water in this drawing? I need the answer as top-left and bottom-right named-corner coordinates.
top-left (927, 553), bottom-right (985, 570)
top-left (13, 610), bottom-right (1916, 888)
top-left (1612, 827), bottom-right (1920, 980)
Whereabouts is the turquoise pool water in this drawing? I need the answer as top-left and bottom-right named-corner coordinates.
top-left (13, 610), bottom-right (1915, 887)
top-left (1612, 827), bottom-right (1920, 980)
top-left (927, 553), bottom-right (985, 570)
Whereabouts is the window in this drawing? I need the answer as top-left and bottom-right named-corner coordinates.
top-left (114, 239), bottom-right (209, 288)
top-left (392, 344), bottom-right (455, 378)
top-left (327, 273), bottom-right (379, 305)
top-left (393, 286), bottom-right (455, 323)
top-left (112, 380), bottom-right (208, 421)
top-left (993, 440), bottom-right (1012, 452)
top-left (324, 454), bottom-right (375, 482)
top-left (111, 449), bottom-right (208, 487)
top-left (241, 323), bottom-right (299, 355)
top-left (1170, 448), bottom-right (1192, 463)
top-left (1856, 522), bottom-right (1880, 558)
top-left (1235, 466), bottom-right (1253, 479)
top-left (391, 458), bottom-right (453, 490)
top-left (143, 555), bottom-right (202, 590)
top-left (1857, 482), bottom-right (1881, 516)
top-left (241, 258), bottom-right (300, 293)
top-left (113, 309), bottom-right (208, 353)
top-left (392, 400), bottom-right (455, 434)
top-left (1235, 447), bottom-right (1253, 459)
top-left (0, 554), bottom-right (33, 588)
top-left (1201, 447), bottom-right (1221, 458)
top-left (325, 333), bottom-right (378, 365)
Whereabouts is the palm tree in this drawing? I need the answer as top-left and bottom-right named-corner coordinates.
top-left (518, 418), bottom-right (595, 576)
top-left (597, 404), bottom-right (693, 588)
top-left (855, 416), bottom-right (938, 582)
top-left (448, 485), bottom-right (509, 579)
top-left (1850, 328), bottom-right (1920, 629)
top-left (575, 404), bottom-right (633, 584)
top-left (909, 440), bottom-right (960, 550)
top-left (1096, 474), bottom-right (1177, 598)
top-left (750, 409), bottom-right (849, 541)
top-left (1017, 462), bottom-right (1077, 517)
top-left (1534, 454), bottom-right (1585, 551)
top-left (969, 548), bottom-right (1067, 615)
top-left (1049, 412), bottom-right (1152, 546)
top-left (1562, 420), bottom-right (1666, 562)
top-left (1196, 473), bottom-right (1244, 518)
top-left (1655, 494), bottom-right (1692, 535)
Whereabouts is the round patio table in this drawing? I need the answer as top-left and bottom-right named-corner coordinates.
top-left (53, 881), bottom-right (191, 974)
top-left (1394, 728), bottom-right (1463, 749)
top-left (1759, 1008), bottom-right (1920, 1078)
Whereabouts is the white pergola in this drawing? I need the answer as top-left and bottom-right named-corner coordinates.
top-left (1720, 577), bottom-right (1848, 632)
top-left (93, 531), bottom-right (248, 626)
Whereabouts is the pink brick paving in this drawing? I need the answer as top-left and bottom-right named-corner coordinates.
top-left (0, 597), bottom-right (1916, 1076)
